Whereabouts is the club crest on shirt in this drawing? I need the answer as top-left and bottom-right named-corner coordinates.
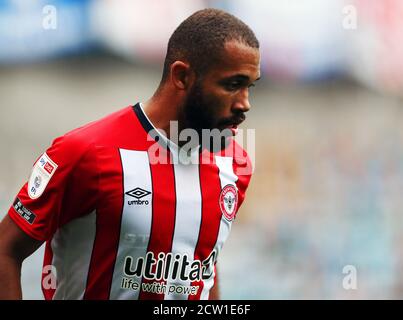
top-left (28, 153), bottom-right (58, 199)
top-left (219, 184), bottom-right (238, 221)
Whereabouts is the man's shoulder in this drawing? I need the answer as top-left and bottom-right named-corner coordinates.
top-left (47, 105), bottom-right (136, 164)
top-left (63, 105), bottom-right (135, 145)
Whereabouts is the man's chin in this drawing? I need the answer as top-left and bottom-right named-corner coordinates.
top-left (215, 125), bottom-right (237, 135)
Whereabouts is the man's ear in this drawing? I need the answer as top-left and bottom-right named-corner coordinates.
top-left (170, 61), bottom-right (194, 90)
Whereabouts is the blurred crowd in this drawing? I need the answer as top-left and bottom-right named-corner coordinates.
top-left (1, 0), bottom-right (403, 95)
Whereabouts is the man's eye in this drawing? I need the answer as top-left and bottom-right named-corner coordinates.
top-left (224, 81), bottom-right (255, 91)
top-left (225, 82), bottom-right (242, 91)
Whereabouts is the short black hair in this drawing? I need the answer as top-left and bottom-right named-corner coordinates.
top-left (160, 8), bottom-right (259, 83)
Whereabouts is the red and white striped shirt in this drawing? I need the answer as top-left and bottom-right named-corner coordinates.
top-left (8, 103), bottom-right (253, 300)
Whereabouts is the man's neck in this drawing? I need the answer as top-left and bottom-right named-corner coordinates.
top-left (142, 94), bottom-right (181, 143)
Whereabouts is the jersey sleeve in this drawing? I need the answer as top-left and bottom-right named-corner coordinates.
top-left (7, 133), bottom-right (98, 241)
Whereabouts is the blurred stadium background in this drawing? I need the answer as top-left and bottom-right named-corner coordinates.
top-left (1, 0), bottom-right (403, 299)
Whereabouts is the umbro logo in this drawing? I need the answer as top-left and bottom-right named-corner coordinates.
top-left (126, 187), bottom-right (151, 199)
top-left (126, 187), bottom-right (151, 205)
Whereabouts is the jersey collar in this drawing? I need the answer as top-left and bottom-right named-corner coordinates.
top-left (132, 103), bottom-right (201, 164)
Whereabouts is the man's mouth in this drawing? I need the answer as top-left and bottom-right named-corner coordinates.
top-left (230, 124), bottom-right (239, 136)
top-left (221, 116), bottom-right (245, 135)
top-left (226, 122), bottom-right (242, 136)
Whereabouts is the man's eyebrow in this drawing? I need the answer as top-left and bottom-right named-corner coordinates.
top-left (223, 75), bottom-right (260, 82)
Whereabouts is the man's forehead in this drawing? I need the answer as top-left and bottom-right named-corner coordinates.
top-left (212, 67), bottom-right (261, 83)
top-left (224, 40), bottom-right (259, 54)
top-left (210, 40), bottom-right (260, 79)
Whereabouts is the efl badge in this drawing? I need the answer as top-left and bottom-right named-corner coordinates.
top-left (219, 184), bottom-right (238, 221)
top-left (28, 153), bottom-right (58, 199)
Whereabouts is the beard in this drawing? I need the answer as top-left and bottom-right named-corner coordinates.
top-left (182, 80), bottom-right (215, 133)
top-left (181, 80), bottom-right (232, 152)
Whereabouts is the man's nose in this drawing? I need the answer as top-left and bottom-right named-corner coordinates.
top-left (233, 88), bottom-right (251, 113)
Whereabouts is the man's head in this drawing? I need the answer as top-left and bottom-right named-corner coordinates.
top-left (159, 8), bottom-right (260, 147)
top-left (161, 8), bottom-right (259, 81)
